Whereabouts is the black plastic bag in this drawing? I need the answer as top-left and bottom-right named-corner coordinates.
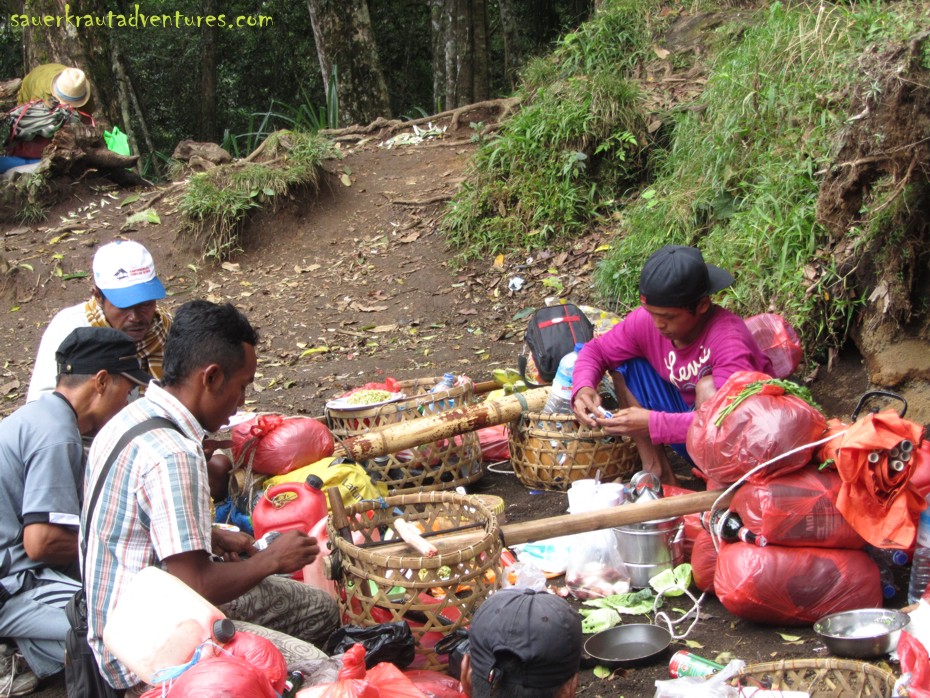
top-left (324, 621), bottom-right (416, 669)
top-left (64, 589), bottom-right (122, 698)
top-left (434, 628), bottom-right (470, 679)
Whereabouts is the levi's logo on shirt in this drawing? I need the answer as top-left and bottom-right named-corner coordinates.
top-left (665, 345), bottom-right (711, 390)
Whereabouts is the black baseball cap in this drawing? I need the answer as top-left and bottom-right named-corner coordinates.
top-left (468, 588), bottom-right (582, 692)
top-left (639, 245), bottom-right (734, 308)
top-left (55, 327), bottom-right (151, 387)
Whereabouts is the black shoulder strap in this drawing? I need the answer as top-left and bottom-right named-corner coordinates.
top-left (80, 416), bottom-right (182, 565)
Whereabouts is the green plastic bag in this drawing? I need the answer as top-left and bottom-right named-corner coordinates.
top-left (103, 126), bottom-right (130, 156)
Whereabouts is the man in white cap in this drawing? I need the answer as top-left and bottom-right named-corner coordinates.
top-left (27, 240), bottom-right (170, 403)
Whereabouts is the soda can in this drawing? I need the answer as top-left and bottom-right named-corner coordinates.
top-left (669, 650), bottom-right (725, 678)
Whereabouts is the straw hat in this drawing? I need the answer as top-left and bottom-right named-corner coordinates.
top-left (52, 68), bottom-right (90, 108)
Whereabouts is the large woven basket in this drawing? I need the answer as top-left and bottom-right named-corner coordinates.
top-left (507, 411), bottom-right (640, 491)
top-left (732, 658), bottom-right (896, 697)
top-left (325, 377), bottom-right (482, 493)
top-left (327, 491), bottom-right (502, 671)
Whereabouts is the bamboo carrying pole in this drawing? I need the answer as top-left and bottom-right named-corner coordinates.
top-left (366, 489), bottom-right (733, 557)
top-left (332, 387), bottom-right (549, 461)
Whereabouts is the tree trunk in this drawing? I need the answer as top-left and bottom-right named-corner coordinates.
top-left (429, 0), bottom-right (445, 111)
top-left (433, 0), bottom-right (490, 110)
top-left (498, 0), bottom-right (521, 91)
top-left (199, 0), bottom-right (218, 141)
top-left (305, 0), bottom-right (391, 126)
top-left (471, 0), bottom-right (489, 102)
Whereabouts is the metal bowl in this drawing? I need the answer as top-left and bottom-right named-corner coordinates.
top-left (583, 624), bottom-right (672, 668)
top-left (814, 608), bottom-right (909, 658)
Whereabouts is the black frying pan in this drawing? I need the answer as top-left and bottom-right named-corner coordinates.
top-left (583, 624), bottom-right (672, 669)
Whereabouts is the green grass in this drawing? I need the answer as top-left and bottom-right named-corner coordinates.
top-left (594, 1), bottom-right (924, 360)
top-left (440, 0), bottom-right (664, 259)
top-left (179, 131), bottom-right (340, 260)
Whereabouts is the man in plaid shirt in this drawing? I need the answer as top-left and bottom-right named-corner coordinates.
top-left (81, 300), bottom-right (339, 693)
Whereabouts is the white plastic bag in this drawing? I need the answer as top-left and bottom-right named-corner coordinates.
top-left (564, 530), bottom-right (630, 600)
top-left (653, 659), bottom-right (746, 698)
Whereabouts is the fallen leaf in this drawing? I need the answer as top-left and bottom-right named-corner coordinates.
top-left (340, 173), bottom-right (352, 187)
top-left (355, 305), bottom-right (388, 312)
top-left (493, 253), bottom-right (505, 268)
top-left (593, 665), bottom-right (611, 679)
top-left (0, 378), bottom-right (20, 395)
top-left (595, 244), bottom-right (612, 252)
top-left (370, 324), bottom-right (397, 333)
top-left (119, 193), bottom-right (141, 207)
top-left (294, 264), bottom-right (322, 273)
top-left (654, 46), bottom-right (670, 59)
top-left (300, 346), bottom-right (330, 357)
top-left (684, 640), bottom-right (704, 649)
top-left (221, 262), bottom-right (241, 273)
top-left (458, 308), bottom-right (478, 315)
top-left (399, 232), bottom-right (420, 243)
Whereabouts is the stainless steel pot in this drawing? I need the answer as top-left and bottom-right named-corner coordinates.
top-left (814, 608), bottom-right (909, 658)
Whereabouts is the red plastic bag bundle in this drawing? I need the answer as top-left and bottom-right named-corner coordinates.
top-left (476, 425), bottom-right (509, 462)
top-left (663, 484), bottom-right (702, 560)
top-left (909, 440), bottom-right (930, 499)
top-left (690, 529), bottom-right (718, 594)
top-left (297, 644), bottom-right (428, 697)
top-left (140, 655), bottom-right (276, 697)
top-left (729, 468), bottom-right (865, 549)
top-left (897, 631), bottom-right (930, 698)
top-left (744, 313), bottom-right (802, 379)
top-left (686, 371), bottom-right (827, 485)
top-left (403, 670), bottom-right (467, 698)
top-left (232, 414), bottom-right (334, 475)
top-left (714, 542), bottom-right (881, 625)
top-left (222, 630), bottom-right (287, 693)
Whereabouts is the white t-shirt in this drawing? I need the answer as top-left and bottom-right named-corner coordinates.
top-left (27, 303), bottom-right (90, 403)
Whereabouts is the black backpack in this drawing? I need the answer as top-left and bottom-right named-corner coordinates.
top-left (518, 303), bottom-right (594, 386)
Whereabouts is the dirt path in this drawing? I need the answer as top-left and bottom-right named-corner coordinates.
top-left (0, 130), bottom-right (914, 696)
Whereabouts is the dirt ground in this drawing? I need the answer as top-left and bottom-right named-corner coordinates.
top-left (0, 127), bottom-right (924, 696)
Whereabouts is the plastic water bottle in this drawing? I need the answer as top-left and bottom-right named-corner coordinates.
top-left (907, 496), bottom-right (930, 604)
top-left (866, 546), bottom-right (908, 600)
top-left (542, 343), bottom-right (583, 415)
top-left (427, 372), bottom-right (456, 412)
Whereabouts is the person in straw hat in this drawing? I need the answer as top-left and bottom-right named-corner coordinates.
top-left (16, 63), bottom-right (93, 111)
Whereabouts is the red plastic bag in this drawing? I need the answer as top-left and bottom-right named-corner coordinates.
top-left (714, 542), bottom-right (881, 625)
top-left (686, 371), bottom-right (826, 485)
top-left (403, 670), bottom-right (467, 698)
top-left (141, 655), bottom-right (276, 697)
top-left (744, 314), bottom-right (802, 379)
top-left (232, 414), bottom-right (334, 475)
top-left (339, 378), bottom-right (402, 399)
top-left (476, 425), bottom-right (509, 462)
top-left (662, 484), bottom-right (701, 560)
top-left (222, 630), bottom-right (287, 693)
top-left (690, 529), bottom-right (717, 594)
top-left (729, 467), bottom-right (865, 549)
top-left (898, 631), bottom-right (930, 698)
top-left (298, 644), bottom-right (428, 698)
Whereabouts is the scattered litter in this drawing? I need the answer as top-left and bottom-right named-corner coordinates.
top-left (508, 276), bottom-right (525, 291)
top-left (380, 122), bottom-right (448, 149)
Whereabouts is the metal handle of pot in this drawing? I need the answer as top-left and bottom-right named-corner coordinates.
top-left (851, 390), bottom-right (907, 421)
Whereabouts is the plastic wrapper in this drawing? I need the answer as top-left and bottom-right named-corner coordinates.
top-left (222, 630), bottom-right (287, 693)
top-left (686, 371), bottom-right (826, 485)
top-left (324, 622), bottom-right (416, 670)
top-left (691, 529), bottom-right (718, 594)
top-left (729, 467), bottom-right (865, 549)
top-left (565, 530), bottom-right (631, 600)
top-left (714, 542), bottom-right (881, 625)
top-left (140, 656), bottom-right (276, 698)
top-left (743, 313), bottom-right (802, 379)
top-left (232, 414), bottom-right (334, 475)
top-left (653, 659), bottom-right (745, 697)
top-left (476, 425), bottom-right (509, 462)
top-left (895, 631), bottom-right (930, 698)
top-left (403, 670), bottom-right (467, 698)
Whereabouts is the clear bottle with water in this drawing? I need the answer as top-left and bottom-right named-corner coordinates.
top-left (542, 343), bottom-right (584, 416)
top-left (428, 372), bottom-right (456, 412)
top-left (907, 495), bottom-right (930, 604)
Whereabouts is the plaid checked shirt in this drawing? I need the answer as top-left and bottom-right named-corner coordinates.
top-left (81, 382), bottom-right (212, 689)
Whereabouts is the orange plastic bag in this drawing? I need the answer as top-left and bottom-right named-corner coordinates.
top-left (140, 655), bottom-right (276, 698)
top-left (232, 414), bottom-right (334, 475)
top-left (686, 371), bottom-right (826, 485)
top-left (690, 529), bottom-right (717, 594)
top-left (824, 409), bottom-right (926, 549)
top-left (297, 644), bottom-right (427, 698)
top-left (744, 313), bottom-right (802, 379)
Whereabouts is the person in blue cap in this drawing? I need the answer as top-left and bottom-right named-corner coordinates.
top-left (461, 588), bottom-right (583, 697)
top-left (27, 240), bottom-right (170, 403)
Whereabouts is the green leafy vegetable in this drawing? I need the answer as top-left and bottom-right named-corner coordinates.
top-left (584, 588), bottom-right (657, 615)
top-left (579, 607), bottom-right (621, 634)
top-left (649, 564), bottom-right (693, 597)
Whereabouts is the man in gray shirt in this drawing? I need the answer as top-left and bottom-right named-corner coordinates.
top-left (0, 327), bottom-right (147, 695)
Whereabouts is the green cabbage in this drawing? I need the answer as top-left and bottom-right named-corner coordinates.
top-left (649, 563), bottom-right (693, 597)
top-left (584, 587), bottom-right (657, 615)
top-left (579, 607), bottom-right (621, 634)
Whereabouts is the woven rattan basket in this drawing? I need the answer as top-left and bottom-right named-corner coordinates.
top-left (325, 377), bottom-right (482, 493)
top-left (507, 411), bottom-right (640, 491)
top-left (732, 658), bottom-right (896, 697)
top-left (327, 491), bottom-right (502, 671)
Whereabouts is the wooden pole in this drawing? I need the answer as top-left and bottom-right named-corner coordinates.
top-left (333, 387), bottom-right (549, 461)
top-left (367, 489), bottom-right (732, 557)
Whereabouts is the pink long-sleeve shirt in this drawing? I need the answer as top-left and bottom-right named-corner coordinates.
top-left (571, 305), bottom-right (773, 444)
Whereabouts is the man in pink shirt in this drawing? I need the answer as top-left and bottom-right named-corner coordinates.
top-left (572, 245), bottom-right (773, 485)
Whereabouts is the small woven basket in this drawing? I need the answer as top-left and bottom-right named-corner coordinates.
top-left (732, 658), bottom-right (896, 697)
top-left (325, 377), bottom-right (482, 493)
top-left (507, 411), bottom-right (640, 491)
top-left (328, 491), bottom-right (502, 671)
